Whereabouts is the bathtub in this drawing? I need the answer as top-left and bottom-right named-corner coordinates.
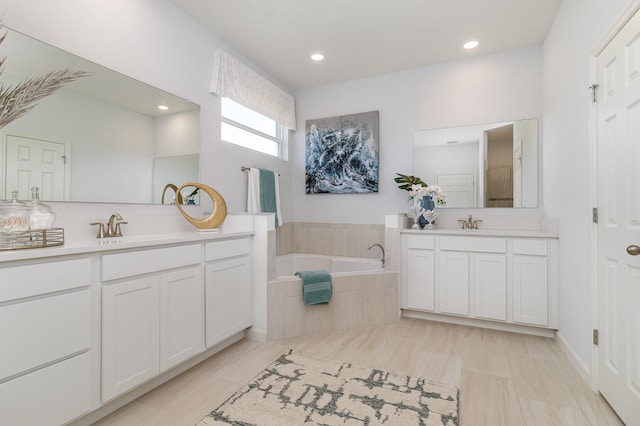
top-left (276, 253), bottom-right (383, 277)
top-left (267, 253), bottom-right (396, 341)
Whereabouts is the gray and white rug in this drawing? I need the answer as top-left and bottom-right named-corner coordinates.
top-left (197, 349), bottom-right (459, 425)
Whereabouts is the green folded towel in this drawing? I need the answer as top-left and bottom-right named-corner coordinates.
top-left (259, 168), bottom-right (279, 225)
top-left (295, 270), bottom-right (332, 305)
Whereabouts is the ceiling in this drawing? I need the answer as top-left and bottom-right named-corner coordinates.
top-left (170, 0), bottom-right (563, 90)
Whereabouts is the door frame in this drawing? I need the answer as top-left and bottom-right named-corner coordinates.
top-left (589, 0), bottom-right (640, 392)
top-left (1, 130), bottom-right (72, 201)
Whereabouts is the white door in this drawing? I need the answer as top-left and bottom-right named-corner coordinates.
top-left (4, 133), bottom-right (68, 200)
top-left (596, 7), bottom-right (640, 425)
top-left (513, 145), bottom-right (523, 208)
top-left (437, 173), bottom-right (475, 208)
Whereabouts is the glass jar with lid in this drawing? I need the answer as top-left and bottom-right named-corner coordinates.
top-left (0, 190), bottom-right (31, 233)
top-left (28, 187), bottom-right (56, 229)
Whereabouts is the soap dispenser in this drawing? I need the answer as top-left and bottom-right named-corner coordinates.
top-left (28, 186), bottom-right (56, 229)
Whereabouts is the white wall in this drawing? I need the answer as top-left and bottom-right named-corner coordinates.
top-left (292, 46), bottom-right (543, 223)
top-left (0, 0), bottom-right (293, 213)
top-left (543, 0), bottom-right (632, 377)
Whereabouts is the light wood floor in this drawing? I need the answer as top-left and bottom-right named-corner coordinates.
top-left (94, 318), bottom-right (623, 426)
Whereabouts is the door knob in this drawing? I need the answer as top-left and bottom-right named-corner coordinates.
top-left (627, 245), bottom-right (640, 256)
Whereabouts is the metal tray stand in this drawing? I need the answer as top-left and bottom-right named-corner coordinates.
top-left (0, 228), bottom-right (64, 251)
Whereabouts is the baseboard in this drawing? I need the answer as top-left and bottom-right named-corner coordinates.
top-left (401, 309), bottom-right (556, 338)
top-left (246, 327), bottom-right (267, 342)
top-left (555, 331), bottom-right (594, 390)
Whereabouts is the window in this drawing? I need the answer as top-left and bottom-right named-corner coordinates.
top-left (221, 97), bottom-right (286, 158)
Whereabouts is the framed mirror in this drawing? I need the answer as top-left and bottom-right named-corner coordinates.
top-left (413, 119), bottom-right (538, 208)
top-left (0, 27), bottom-right (200, 204)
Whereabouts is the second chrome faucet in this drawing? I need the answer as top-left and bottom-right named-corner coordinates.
top-left (458, 214), bottom-right (482, 230)
top-left (90, 213), bottom-right (128, 238)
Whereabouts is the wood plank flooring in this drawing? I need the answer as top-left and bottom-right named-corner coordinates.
top-left (93, 319), bottom-right (623, 426)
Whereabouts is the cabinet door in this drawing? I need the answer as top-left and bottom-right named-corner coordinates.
top-left (439, 251), bottom-right (469, 315)
top-left (102, 276), bottom-right (160, 402)
top-left (513, 255), bottom-right (548, 326)
top-left (474, 254), bottom-right (507, 321)
top-left (406, 248), bottom-right (435, 311)
top-left (160, 266), bottom-right (204, 371)
top-left (205, 256), bottom-right (252, 348)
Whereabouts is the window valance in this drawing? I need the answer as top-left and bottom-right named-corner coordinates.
top-left (210, 49), bottom-right (296, 130)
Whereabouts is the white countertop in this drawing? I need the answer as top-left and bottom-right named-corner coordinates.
top-left (0, 230), bottom-right (254, 263)
top-left (400, 228), bottom-right (558, 238)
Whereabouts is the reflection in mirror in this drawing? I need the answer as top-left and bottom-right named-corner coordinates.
top-left (0, 27), bottom-right (200, 204)
top-left (413, 119), bottom-right (538, 208)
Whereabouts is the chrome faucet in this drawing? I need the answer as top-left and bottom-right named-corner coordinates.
top-left (368, 243), bottom-right (385, 268)
top-left (90, 213), bottom-right (127, 238)
top-left (458, 214), bottom-right (482, 230)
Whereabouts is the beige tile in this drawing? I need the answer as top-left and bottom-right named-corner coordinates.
top-left (91, 318), bottom-right (622, 426)
top-left (461, 371), bottom-right (525, 426)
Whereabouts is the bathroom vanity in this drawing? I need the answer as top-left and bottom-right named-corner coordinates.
top-left (399, 228), bottom-right (558, 336)
top-left (0, 231), bottom-right (253, 426)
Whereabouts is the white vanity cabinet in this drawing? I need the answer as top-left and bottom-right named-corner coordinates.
top-left (101, 244), bottom-right (203, 402)
top-left (0, 258), bottom-right (93, 426)
top-left (204, 237), bottom-right (252, 348)
top-left (400, 231), bottom-right (558, 334)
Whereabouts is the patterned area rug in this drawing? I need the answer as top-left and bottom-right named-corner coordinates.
top-left (197, 349), bottom-right (459, 425)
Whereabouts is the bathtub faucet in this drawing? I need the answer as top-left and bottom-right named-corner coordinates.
top-left (368, 243), bottom-right (385, 268)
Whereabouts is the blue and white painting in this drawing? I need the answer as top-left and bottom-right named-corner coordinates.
top-left (305, 111), bottom-right (379, 194)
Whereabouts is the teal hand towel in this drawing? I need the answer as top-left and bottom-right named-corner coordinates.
top-left (295, 270), bottom-right (332, 305)
top-left (259, 169), bottom-right (278, 224)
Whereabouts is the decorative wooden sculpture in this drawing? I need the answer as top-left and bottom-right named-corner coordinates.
top-left (175, 183), bottom-right (227, 229)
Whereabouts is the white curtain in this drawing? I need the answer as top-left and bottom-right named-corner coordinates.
top-left (210, 49), bottom-right (296, 130)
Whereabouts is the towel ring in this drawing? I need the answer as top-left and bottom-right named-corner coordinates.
top-left (175, 182), bottom-right (227, 229)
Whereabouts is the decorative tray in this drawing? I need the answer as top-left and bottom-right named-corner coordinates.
top-left (0, 228), bottom-right (64, 251)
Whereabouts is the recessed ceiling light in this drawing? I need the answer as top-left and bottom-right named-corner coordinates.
top-left (310, 51), bottom-right (325, 61)
top-left (158, 105), bottom-right (169, 110)
top-left (463, 40), bottom-right (479, 50)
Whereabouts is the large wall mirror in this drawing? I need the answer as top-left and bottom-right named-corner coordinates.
top-left (413, 119), bottom-right (538, 208)
top-left (0, 27), bottom-right (200, 204)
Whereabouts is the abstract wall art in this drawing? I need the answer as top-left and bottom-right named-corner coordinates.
top-left (305, 110), bottom-right (379, 194)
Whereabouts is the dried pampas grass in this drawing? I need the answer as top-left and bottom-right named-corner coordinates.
top-left (0, 24), bottom-right (90, 129)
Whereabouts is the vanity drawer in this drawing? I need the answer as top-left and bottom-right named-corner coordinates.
top-left (0, 289), bottom-right (91, 380)
top-left (0, 258), bottom-right (92, 303)
top-left (206, 238), bottom-right (251, 262)
top-left (439, 236), bottom-right (507, 253)
top-left (406, 234), bottom-right (435, 250)
top-left (0, 352), bottom-right (91, 426)
top-left (102, 244), bottom-right (201, 281)
top-left (513, 239), bottom-right (548, 256)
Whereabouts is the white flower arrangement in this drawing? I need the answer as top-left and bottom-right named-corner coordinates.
top-left (409, 183), bottom-right (446, 206)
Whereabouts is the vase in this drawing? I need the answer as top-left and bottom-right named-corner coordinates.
top-left (418, 196), bottom-right (435, 228)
